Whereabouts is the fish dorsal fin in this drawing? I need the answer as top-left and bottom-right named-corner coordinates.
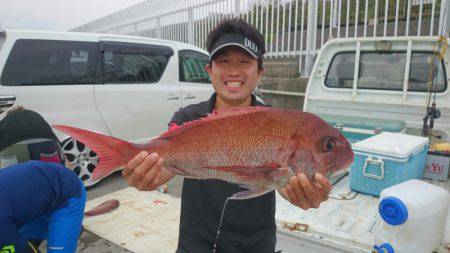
top-left (159, 106), bottom-right (270, 139)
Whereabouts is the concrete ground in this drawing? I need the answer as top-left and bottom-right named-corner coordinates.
top-left (40, 171), bottom-right (185, 252)
top-left (40, 171), bottom-right (312, 252)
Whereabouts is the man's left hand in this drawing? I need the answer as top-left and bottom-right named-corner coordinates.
top-left (278, 173), bottom-right (332, 210)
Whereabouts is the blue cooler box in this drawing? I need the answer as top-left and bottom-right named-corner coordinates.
top-left (349, 132), bottom-right (429, 196)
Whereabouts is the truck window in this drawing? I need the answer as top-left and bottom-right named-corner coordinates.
top-left (358, 52), bottom-right (406, 90)
top-left (324, 52), bottom-right (356, 88)
top-left (325, 51), bottom-right (447, 92)
top-left (101, 42), bottom-right (172, 84)
top-left (1, 39), bottom-right (97, 86)
top-left (408, 53), bottom-right (446, 92)
top-left (179, 50), bottom-right (210, 83)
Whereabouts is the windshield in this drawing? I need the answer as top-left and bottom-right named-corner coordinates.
top-left (325, 51), bottom-right (447, 93)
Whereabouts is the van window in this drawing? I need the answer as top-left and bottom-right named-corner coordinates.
top-left (325, 51), bottom-right (447, 92)
top-left (179, 50), bottom-right (210, 83)
top-left (1, 39), bottom-right (97, 86)
top-left (101, 42), bottom-right (172, 84)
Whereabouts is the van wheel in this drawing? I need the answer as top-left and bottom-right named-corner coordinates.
top-left (61, 137), bottom-right (99, 187)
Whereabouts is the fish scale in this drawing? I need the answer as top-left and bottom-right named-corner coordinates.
top-left (53, 106), bottom-right (354, 199)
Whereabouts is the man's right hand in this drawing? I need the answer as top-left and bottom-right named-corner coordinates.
top-left (122, 151), bottom-right (174, 191)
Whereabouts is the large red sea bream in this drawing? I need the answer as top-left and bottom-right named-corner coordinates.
top-left (54, 106), bottom-right (354, 199)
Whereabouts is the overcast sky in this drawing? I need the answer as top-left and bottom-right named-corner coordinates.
top-left (0, 0), bottom-right (144, 31)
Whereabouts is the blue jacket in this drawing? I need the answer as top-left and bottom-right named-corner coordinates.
top-left (0, 160), bottom-right (82, 252)
top-left (0, 161), bottom-right (81, 226)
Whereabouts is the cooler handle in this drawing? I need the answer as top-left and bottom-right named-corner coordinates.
top-left (363, 156), bottom-right (384, 180)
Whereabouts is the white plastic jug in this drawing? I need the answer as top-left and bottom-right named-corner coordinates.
top-left (443, 207), bottom-right (450, 248)
top-left (373, 179), bottom-right (449, 253)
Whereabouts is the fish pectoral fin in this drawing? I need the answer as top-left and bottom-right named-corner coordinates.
top-left (229, 188), bottom-right (273, 200)
top-left (269, 166), bottom-right (294, 180)
top-left (268, 167), bottom-right (293, 188)
top-left (163, 165), bottom-right (196, 178)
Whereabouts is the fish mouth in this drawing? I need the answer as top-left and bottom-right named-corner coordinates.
top-left (342, 149), bottom-right (355, 169)
top-left (328, 155), bottom-right (354, 175)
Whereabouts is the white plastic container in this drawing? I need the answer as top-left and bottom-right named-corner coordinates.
top-left (444, 207), bottom-right (450, 248)
top-left (373, 179), bottom-right (449, 253)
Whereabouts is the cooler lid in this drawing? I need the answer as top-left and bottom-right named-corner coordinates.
top-left (352, 132), bottom-right (429, 159)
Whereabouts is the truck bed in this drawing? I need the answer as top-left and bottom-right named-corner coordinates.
top-left (275, 173), bottom-right (450, 253)
top-left (82, 175), bottom-right (450, 253)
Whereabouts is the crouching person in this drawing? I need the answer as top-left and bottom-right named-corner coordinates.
top-left (0, 106), bottom-right (65, 168)
top-left (0, 161), bottom-right (86, 253)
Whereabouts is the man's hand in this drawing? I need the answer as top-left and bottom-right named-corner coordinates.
top-left (122, 151), bottom-right (174, 191)
top-left (278, 173), bottom-right (332, 210)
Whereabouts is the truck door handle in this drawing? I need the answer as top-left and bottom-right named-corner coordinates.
top-left (0, 96), bottom-right (16, 114)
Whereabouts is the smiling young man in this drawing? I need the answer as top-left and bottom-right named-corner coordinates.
top-left (123, 19), bottom-right (332, 253)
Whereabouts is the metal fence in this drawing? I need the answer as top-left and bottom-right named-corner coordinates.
top-left (74, 0), bottom-right (450, 76)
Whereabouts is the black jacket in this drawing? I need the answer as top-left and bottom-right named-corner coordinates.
top-left (171, 93), bottom-right (276, 253)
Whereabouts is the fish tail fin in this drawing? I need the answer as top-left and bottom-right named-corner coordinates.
top-left (53, 125), bottom-right (143, 181)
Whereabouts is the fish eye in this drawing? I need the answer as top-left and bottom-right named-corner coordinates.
top-left (323, 137), bottom-right (335, 151)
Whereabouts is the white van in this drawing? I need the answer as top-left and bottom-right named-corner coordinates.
top-left (0, 29), bottom-right (214, 186)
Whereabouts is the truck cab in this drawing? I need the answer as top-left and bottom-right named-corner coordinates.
top-left (304, 36), bottom-right (449, 145)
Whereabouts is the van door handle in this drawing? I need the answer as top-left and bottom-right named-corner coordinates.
top-left (184, 93), bottom-right (196, 100)
top-left (166, 94), bottom-right (180, 100)
top-left (0, 96), bottom-right (16, 113)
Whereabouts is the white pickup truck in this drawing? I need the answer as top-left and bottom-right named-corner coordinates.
top-left (276, 36), bottom-right (450, 253)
